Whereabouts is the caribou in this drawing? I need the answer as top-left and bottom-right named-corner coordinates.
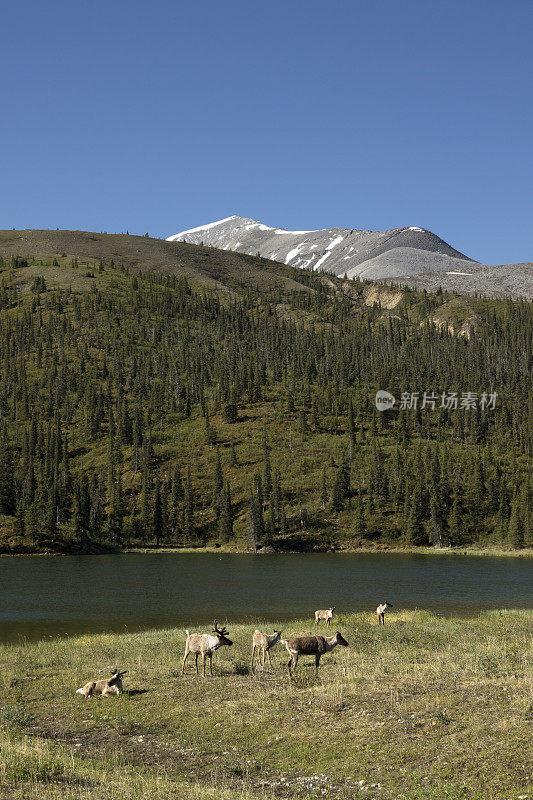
top-left (76, 668), bottom-right (126, 698)
top-left (181, 620), bottom-right (233, 677)
top-left (376, 602), bottom-right (393, 626)
top-left (314, 607), bottom-right (335, 627)
top-left (281, 632), bottom-right (348, 675)
top-left (250, 629), bottom-right (282, 672)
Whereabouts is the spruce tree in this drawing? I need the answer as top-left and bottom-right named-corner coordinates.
top-left (153, 477), bottom-right (163, 547)
top-left (448, 492), bottom-right (463, 546)
top-left (74, 472), bottom-right (91, 551)
top-left (0, 434), bottom-right (16, 516)
top-left (182, 467), bottom-right (194, 544)
top-left (348, 401), bottom-right (356, 460)
top-left (170, 464), bottom-right (183, 539)
top-left (320, 466), bottom-right (329, 510)
top-left (406, 486), bottom-right (426, 545)
top-left (249, 484), bottom-right (264, 549)
top-left (108, 470), bottom-right (123, 547)
top-left (219, 481), bottom-right (233, 543)
top-left (212, 447), bottom-right (223, 519)
top-left (263, 433), bottom-right (272, 499)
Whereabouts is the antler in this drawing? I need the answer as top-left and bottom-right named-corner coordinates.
top-left (213, 619), bottom-right (229, 636)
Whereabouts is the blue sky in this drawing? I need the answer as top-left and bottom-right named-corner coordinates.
top-left (2, 0), bottom-right (532, 264)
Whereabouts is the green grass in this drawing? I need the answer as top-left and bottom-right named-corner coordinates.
top-left (1, 610), bottom-right (531, 799)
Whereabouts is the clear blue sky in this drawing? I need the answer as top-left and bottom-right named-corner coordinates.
top-left (2, 0), bottom-right (532, 265)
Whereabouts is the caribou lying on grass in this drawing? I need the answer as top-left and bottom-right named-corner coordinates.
top-left (281, 632), bottom-right (348, 675)
top-left (76, 668), bottom-right (126, 698)
top-left (250, 629), bottom-right (282, 672)
top-left (181, 620), bottom-right (233, 677)
top-left (376, 602), bottom-right (393, 626)
top-left (314, 607), bottom-right (335, 627)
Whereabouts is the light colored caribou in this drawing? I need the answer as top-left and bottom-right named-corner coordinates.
top-left (76, 668), bottom-right (126, 698)
top-left (181, 620), bottom-right (233, 677)
top-left (314, 607), bottom-right (335, 627)
top-left (250, 629), bottom-right (281, 672)
top-left (281, 632), bottom-right (348, 675)
top-left (376, 602), bottom-right (393, 626)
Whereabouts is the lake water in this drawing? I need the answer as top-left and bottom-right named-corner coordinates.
top-left (0, 552), bottom-right (531, 644)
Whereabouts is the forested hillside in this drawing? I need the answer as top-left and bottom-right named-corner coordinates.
top-left (0, 231), bottom-right (531, 553)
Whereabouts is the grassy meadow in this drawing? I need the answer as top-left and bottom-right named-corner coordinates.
top-left (0, 609), bottom-right (532, 800)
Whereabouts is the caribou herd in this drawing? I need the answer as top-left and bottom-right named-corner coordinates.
top-left (76, 603), bottom-right (393, 694)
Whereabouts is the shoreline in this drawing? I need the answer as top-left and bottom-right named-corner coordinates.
top-left (1, 545), bottom-right (532, 558)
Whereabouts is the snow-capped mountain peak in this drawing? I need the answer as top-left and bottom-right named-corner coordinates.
top-left (166, 215), bottom-right (476, 280)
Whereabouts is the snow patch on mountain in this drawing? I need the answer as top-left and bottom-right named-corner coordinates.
top-left (326, 235), bottom-right (344, 250)
top-left (314, 251), bottom-right (332, 270)
top-left (167, 216), bottom-right (238, 239)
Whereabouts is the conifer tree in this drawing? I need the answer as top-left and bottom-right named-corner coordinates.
top-left (330, 465), bottom-right (347, 512)
top-left (348, 401), bottom-right (356, 460)
top-left (153, 477), bottom-right (163, 547)
top-left (170, 464), bottom-right (183, 539)
top-left (182, 467), bottom-right (194, 544)
top-left (263, 433), bottom-right (272, 499)
top-left (269, 469), bottom-right (282, 531)
top-left (108, 470), bottom-right (124, 546)
top-left (249, 484), bottom-right (264, 548)
top-left (219, 481), bottom-right (233, 543)
top-left (0, 434), bottom-right (16, 516)
top-left (74, 472), bottom-right (91, 551)
top-left (406, 485), bottom-right (426, 545)
top-left (448, 492), bottom-right (463, 546)
top-left (212, 447), bottom-right (223, 519)
top-left (508, 487), bottom-right (525, 549)
top-left (320, 466), bottom-right (329, 510)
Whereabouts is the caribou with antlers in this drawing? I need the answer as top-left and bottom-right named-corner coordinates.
top-left (76, 668), bottom-right (127, 698)
top-left (181, 620), bottom-right (233, 677)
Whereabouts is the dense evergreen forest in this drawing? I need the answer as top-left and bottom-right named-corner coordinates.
top-left (0, 235), bottom-right (530, 553)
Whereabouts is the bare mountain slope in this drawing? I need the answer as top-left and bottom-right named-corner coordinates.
top-left (386, 261), bottom-right (533, 300)
top-left (167, 215), bottom-right (476, 279)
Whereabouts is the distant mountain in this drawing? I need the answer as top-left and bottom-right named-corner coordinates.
top-left (385, 261), bottom-right (533, 299)
top-left (166, 215), bottom-right (477, 280)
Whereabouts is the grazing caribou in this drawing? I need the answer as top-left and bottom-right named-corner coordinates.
top-left (250, 629), bottom-right (282, 672)
top-left (281, 632), bottom-right (348, 675)
top-left (181, 620), bottom-right (233, 677)
top-left (376, 602), bottom-right (393, 626)
top-left (76, 668), bottom-right (126, 698)
top-left (314, 607), bottom-right (335, 627)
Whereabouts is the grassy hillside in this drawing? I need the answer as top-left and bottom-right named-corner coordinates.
top-left (0, 230), bottom-right (531, 554)
top-left (1, 610), bottom-right (531, 799)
